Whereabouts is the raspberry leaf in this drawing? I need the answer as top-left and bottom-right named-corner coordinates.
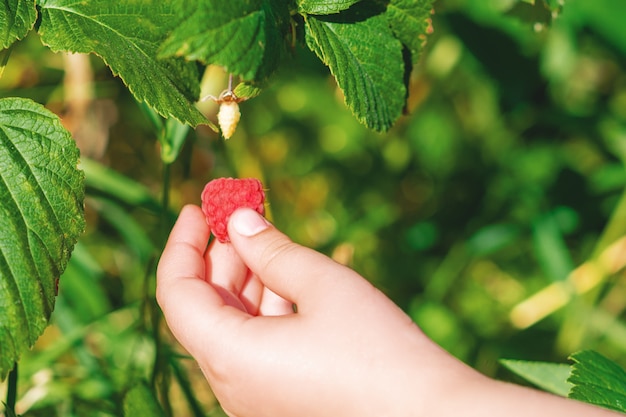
top-left (0, 0), bottom-right (37, 49)
top-left (159, 0), bottom-right (291, 82)
top-left (386, 0), bottom-right (434, 64)
top-left (567, 350), bottom-right (626, 413)
top-left (37, 0), bottom-right (208, 127)
top-left (499, 359), bottom-right (572, 397)
top-left (156, 0), bottom-right (433, 132)
top-left (304, 9), bottom-right (405, 132)
top-left (0, 97), bottom-right (85, 380)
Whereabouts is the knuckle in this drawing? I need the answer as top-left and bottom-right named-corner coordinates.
top-left (257, 235), bottom-right (300, 275)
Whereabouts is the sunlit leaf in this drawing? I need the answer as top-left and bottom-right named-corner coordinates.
top-left (233, 82), bottom-right (263, 100)
top-left (385, 0), bottom-right (434, 64)
top-left (0, 97), bottom-right (84, 380)
top-left (304, 10), bottom-right (405, 132)
top-left (37, 0), bottom-right (208, 127)
top-left (500, 359), bottom-right (572, 397)
top-left (568, 350), bottom-right (626, 413)
top-left (0, 0), bottom-right (36, 49)
top-left (159, 0), bottom-right (290, 82)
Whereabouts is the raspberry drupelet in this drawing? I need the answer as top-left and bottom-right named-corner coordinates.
top-left (201, 177), bottom-right (266, 243)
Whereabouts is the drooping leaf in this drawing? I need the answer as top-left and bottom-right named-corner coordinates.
top-left (0, 0), bottom-right (36, 49)
top-left (385, 0), bottom-right (434, 64)
top-left (568, 350), bottom-right (626, 413)
top-left (123, 382), bottom-right (166, 417)
top-left (0, 97), bottom-right (85, 380)
top-left (159, 0), bottom-right (290, 82)
top-left (299, 0), bottom-right (362, 15)
top-left (500, 359), bottom-right (573, 397)
top-left (305, 9), bottom-right (405, 132)
top-left (37, 0), bottom-right (208, 127)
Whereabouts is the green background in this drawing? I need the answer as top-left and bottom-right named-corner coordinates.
top-left (1, 0), bottom-right (626, 415)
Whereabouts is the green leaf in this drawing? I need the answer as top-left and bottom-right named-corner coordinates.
top-left (532, 211), bottom-right (575, 282)
top-left (37, 0), bottom-right (208, 127)
top-left (159, 0), bottom-right (290, 82)
top-left (160, 118), bottom-right (190, 165)
top-left (233, 82), bottom-right (263, 100)
top-left (506, 0), bottom-right (554, 27)
top-left (80, 158), bottom-right (161, 213)
top-left (559, 0), bottom-right (626, 57)
top-left (500, 359), bottom-right (573, 397)
top-left (124, 382), bottom-right (166, 417)
top-left (305, 10), bottom-right (405, 132)
top-left (0, 97), bottom-right (85, 380)
top-left (385, 0), bottom-right (434, 64)
top-left (299, 0), bottom-right (363, 15)
top-left (0, 0), bottom-right (37, 49)
top-left (568, 350), bottom-right (626, 413)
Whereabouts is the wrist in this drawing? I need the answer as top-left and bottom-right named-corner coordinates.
top-left (424, 353), bottom-right (492, 417)
top-left (372, 341), bottom-right (487, 417)
top-left (440, 371), bottom-right (620, 417)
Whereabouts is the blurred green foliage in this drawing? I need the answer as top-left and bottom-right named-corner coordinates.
top-left (2, 0), bottom-right (626, 415)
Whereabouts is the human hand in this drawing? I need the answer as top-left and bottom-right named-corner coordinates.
top-left (157, 205), bottom-right (618, 417)
top-left (156, 205), bottom-right (473, 417)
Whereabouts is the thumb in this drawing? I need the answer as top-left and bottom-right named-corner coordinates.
top-left (228, 208), bottom-right (354, 308)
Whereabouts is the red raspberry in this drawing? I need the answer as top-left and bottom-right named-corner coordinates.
top-left (201, 177), bottom-right (266, 243)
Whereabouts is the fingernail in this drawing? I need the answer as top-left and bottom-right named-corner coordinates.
top-left (231, 208), bottom-right (270, 237)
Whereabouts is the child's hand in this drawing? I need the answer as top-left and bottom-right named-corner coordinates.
top-left (157, 205), bottom-right (619, 417)
top-left (157, 205), bottom-right (466, 416)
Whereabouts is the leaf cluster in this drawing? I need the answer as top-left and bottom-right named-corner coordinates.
top-left (3, 0), bottom-right (434, 132)
top-left (160, 0), bottom-right (434, 131)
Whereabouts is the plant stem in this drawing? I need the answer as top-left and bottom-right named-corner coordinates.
top-left (151, 160), bottom-right (173, 417)
top-left (169, 355), bottom-right (206, 417)
top-left (0, 45), bottom-right (13, 80)
top-left (6, 362), bottom-right (18, 415)
top-left (556, 187), bottom-right (626, 353)
top-left (160, 163), bottom-right (171, 245)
